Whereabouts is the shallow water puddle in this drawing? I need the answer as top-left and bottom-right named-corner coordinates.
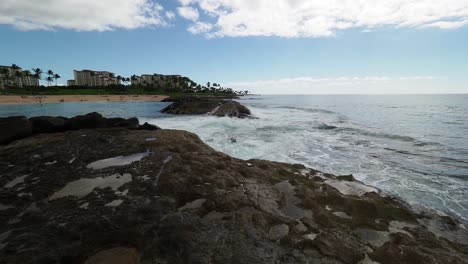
top-left (105, 199), bottom-right (124, 207)
top-left (87, 151), bottom-right (151, 170)
top-left (325, 179), bottom-right (378, 196)
top-left (333, 211), bottom-right (352, 219)
top-left (275, 181), bottom-right (312, 220)
top-left (4, 175), bottom-right (29, 188)
top-left (179, 199), bottom-right (206, 211)
top-left (49, 173), bottom-right (132, 200)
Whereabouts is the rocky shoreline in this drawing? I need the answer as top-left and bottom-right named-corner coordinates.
top-left (161, 97), bottom-right (252, 118)
top-left (0, 114), bottom-right (468, 263)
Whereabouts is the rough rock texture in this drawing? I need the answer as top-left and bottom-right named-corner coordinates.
top-left (29, 116), bottom-right (68, 133)
top-left (1, 127), bottom-right (467, 264)
top-left (0, 116), bottom-right (33, 145)
top-left (161, 97), bottom-right (251, 118)
top-left (0, 113), bottom-right (160, 145)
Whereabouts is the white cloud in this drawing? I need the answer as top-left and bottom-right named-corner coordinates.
top-left (178, 0), bottom-right (468, 37)
top-left (188, 22), bottom-right (213, 34)
top-left (177, 6), bottom-right (199, 21)
top-left (0, 0), bottom-right (168, 31)
top-left (166, 11), bottom-right (176, 20)
top-left (225, 76), bottom-right (448, 94)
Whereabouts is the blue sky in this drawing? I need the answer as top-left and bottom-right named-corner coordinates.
top-left (1, 0), bottom-right (467, 94)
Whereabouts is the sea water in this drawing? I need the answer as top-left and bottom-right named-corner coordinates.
top-left (1, 95), bottom-right (467, 220)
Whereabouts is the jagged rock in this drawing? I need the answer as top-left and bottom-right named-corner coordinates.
top-left (161, 97), bottom-right (251, 118)
top-left (66, 112), bottom-right (107, 130)
top-left (29, 116), bottom-right (68, 133)
top-left (211, 101), bottom-right (251, 118)
top-left (0, 113), bottom-right (164, 145)
top-left (138, 122), bottom-right (160, 131)
top-left (106, 117), bottom-right (139, 129)
top-left (0, 122), bottom-right (467, 263)
top-left (0, 116), bottom-right (32, 145)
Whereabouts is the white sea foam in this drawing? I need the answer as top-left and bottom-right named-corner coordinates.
top-left (141, 96), bottom-right (468, 221)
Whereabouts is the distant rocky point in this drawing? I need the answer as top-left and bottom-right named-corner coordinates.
top-left (0, 114), bottom-right (467, 263)
top-left (161, 97), bottom-right (252, 118)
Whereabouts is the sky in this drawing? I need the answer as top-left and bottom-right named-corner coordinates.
top-left (0, 0), bottom-right (467, 94)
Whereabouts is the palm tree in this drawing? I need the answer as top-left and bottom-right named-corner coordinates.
top-left (130, 75), bottom-right (137, 86)
top-left (54, 74), bottom-right (61, 86)
top-left (10, 64), bottom-right (22, 88)
top-left (32, 68), bottom-right (43, 86)
top-left (46, 76), bottom-right (54, 86)
top-left (46, 70), bottom-right (54, 86)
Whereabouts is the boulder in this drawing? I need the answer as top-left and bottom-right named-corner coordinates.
top-left (29, 116), bottom-right (68, 133)
top-left (161, 97), bottom-right (252, 118)
top-left (106, 117), bottom-right (139, 129)
top-left (0, 116), bottom-right (32, 145)
top-left (138, 122), bottom-right (160, 130)
top-left (66, 112), bottom-right (107, 130)
top-left (211, 101), bottom-right (251, 118)
top-left (161, 97), bottom-right (221, 115)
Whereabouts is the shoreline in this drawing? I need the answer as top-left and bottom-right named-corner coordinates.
top-left (0, 95), bottom-right (169, 105)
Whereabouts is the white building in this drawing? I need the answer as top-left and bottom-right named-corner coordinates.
top-left (71, 70), bottom-right (119, 86)
top-left (0, 65), bottom-right (39, 89)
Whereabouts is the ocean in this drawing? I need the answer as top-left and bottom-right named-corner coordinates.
top-left (1, 94), bottom-right (467, 220)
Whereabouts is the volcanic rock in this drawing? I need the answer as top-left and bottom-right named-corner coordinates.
top-left (161, 97), bottom-right (251, 118)
top-left (0, 122), bottom-right (467, 263)
top-left (0, 116), bottom-right (32, 145)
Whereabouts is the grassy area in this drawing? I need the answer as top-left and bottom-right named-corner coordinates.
top-left (0, 87), bottom-right (236, 98)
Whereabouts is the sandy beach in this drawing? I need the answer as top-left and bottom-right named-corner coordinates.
top-left (0, 95), bottom-right (169, 105)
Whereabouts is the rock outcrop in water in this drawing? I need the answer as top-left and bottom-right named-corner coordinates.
top-left (161, 97), bottom-right (252, 118)
top-left (0, 115), bottom-right (468, 263)
top-left (0, 113), bottom-right (160, 145)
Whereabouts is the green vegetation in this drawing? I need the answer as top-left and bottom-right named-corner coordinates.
top-left (0, 85), bottom-right (242, 98)
top-left (1, 63), bottom-right (249, 96)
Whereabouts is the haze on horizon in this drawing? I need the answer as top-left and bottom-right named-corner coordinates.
top-left (0, 0), bottom-right (467, 94)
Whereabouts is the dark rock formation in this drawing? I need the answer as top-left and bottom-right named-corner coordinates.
top-left (161, 97), bottom-right (251, 118)
top-left (0, 123), bottom-right (467, 263)
top-left (211, 101), bottom-right (251, 118)
top-left (29, 116), bottom-right (68, 133)
top-left (0, 116), bottom-right (32, 145)
top-left (0, 113), bottom-right (159, 145)
top-left (162, 95), bottom-right (240, 103)
top-left (138, 122), bottom-right (160, 131)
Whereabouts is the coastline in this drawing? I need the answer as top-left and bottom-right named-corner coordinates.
top-left (0, 95), bottom-right (169, 105)
top-left (1, 114), bottom-right (467, 263)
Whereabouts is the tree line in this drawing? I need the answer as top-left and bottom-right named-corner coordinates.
top-left (0, 64), bottom-right (61, 86)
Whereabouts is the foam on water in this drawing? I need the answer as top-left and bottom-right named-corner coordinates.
top-left (142, 95), bottom-right (468, 220)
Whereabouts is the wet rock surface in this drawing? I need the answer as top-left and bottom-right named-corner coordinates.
top-left (0, 126), bottom-right (467, 263)
top-left (161, 97), bottom-right (251, 118)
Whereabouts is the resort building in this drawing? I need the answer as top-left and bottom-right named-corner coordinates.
top-left (0, 65), bottom-right (39, 89)
top-left (131, 73), bottom-right (192, 89)
top-left (67, 80), bottom-right (76, 86)
top-left (70, 70), bottom-right (119, 87)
